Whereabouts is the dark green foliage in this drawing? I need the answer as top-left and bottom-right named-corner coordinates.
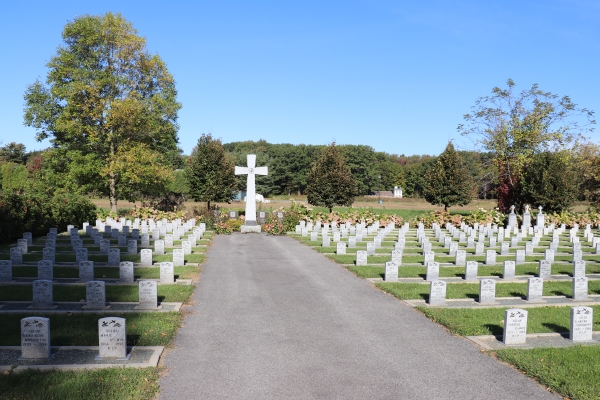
top-left (423, 142), bottom-right (473, 210)
top-left (0, 142), bottom-right (28, 164)
top-left (306, 143), bottom-right (357, 213)
top-left (0, 190), bottom-right (96, 243)
top-left (185, 134), bottom-right (237, 210)
top-left (0, 162), bottom-right (28, 193)
top-left (520, 152), bottom-right (578, 212)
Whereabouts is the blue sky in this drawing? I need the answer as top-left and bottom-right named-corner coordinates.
top-left (1, 0), bottom-right (599, 156)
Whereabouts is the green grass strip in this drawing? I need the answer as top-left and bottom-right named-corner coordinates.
top-left (0, 368), bottom-right (161, 400)
top-left (495, 346), bottom-right (600, 400)
top-left (414, 305), bottom-right (600, 337)
top-left (0, 312), bottom-right (182, 347)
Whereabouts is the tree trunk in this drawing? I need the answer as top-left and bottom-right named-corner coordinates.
top-left (109, 140), bottom-right (117, 214)
top-left (207, 200), bottom-right (211, 211)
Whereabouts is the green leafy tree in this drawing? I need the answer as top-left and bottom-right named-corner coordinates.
top-left (520, 151), bottom-right (578, 212)
top-left (185, 134), bottom-right (237, 210)
top-left (23, 12), bottom-right (181, 213)
top-left (459, 79), bottom-right (595, 211)
top-left (306, 142), bottom-right (357, 213)
top-left (423, 142), bottom-right (473, 211)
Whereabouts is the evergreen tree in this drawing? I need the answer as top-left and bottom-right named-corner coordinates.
top-left (306, 142), bottom-right (357, 213)
top-left (185, 134), bottom-right (236, 210)
top-left (423, 142), bottom-right (473, 211)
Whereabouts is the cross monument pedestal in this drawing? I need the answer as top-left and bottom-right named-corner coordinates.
top-left (235, 154), bottom-right (268, 233)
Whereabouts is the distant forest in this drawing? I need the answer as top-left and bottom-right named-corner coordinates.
top-left (222, 140), bottom-right (497, 199)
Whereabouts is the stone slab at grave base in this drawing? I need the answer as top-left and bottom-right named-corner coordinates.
top-left (241, 224), bottom-right (261, 233)
top-left (467, 332), bottom-right (600, 350)
top-left (403, 295), bottom-right (600, 309)
top-left (0, 346), bottom-right (163, 371)
top-left (0, 301), bottom-right (182, 315)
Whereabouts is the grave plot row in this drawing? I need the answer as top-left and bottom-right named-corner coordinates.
top-left (0, 220), bottom-right (212, 370)
top-left (289, 219), bottom-right (600, 350)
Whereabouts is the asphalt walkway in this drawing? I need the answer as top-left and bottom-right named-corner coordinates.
top-left (158, 234), bottom-right (557, 399)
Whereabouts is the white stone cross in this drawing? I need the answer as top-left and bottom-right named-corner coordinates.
top-left (235, 154), bottom-right (268, 225)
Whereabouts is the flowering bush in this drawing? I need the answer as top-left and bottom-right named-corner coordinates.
top-left (126, 206), bottom-right (185, 222)
top-left (263, 221), bottom-right (286, 235)
top-left (214, 222), bottom-right (232, 234)
top-left (462, 208), bottom-right (506, 226)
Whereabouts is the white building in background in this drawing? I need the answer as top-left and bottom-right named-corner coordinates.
top-left (393, 186), bottom-right (403, 198)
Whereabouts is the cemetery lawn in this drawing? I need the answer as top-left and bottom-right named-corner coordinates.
top-left (376, 281), bottom-right (600, 301)
top-left (413, 305), bottom-right (600, 337)
top-left (495, 346), bottom-right (600, 400)
top-left (12, 265), bottom-right (201, 280)
top-left (0, 284), bottom-right (195, 302)
top-left (0, 366), bottom-right (161, 400)
top-left (0, 313), bottom-right (182, 346)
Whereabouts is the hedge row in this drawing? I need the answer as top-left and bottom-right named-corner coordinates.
top-left (0, 190), bottom-right (97, 243)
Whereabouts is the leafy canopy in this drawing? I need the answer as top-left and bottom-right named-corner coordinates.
top-left (23, 12), bottom-right (181, 212)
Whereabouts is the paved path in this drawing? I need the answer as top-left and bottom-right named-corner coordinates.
top-left (159, 234), bottom-right (557, 399)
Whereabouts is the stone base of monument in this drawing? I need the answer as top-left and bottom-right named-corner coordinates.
top-left (241, 224), bottom-right (262, 233)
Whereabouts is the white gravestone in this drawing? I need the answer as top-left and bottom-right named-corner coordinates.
top-left (515, 250), bottom-right (525, 265)
top-left (127, 240), bottom-right (137, 255)
top-left (160, 262), bottom-right (175, 283)
top-left (155, 240), bottom-right (165, 255)
top-left (310, 232), bottom-right (318, 242)
top-left (479, 279), bottom-right (496, 304)
top-left (100, 239), bottom-right (110, 254)
top-left (336, 242), bottom-right (346, 255)
top-left (235, 154), bottom-right (268, 232)
top-left (18, 238), bottom-right (28, 254)
top-left (348, 237), bottom-right (356, 248)
top-left (572, 277), bottom-right (588, 301)
top-left (10, 247), bottom-right (22, 265)
top-left (32, 280), bottom-right (53, 308)
top-left (465, 261), bottom-right (478, 281)
top-left (140, 249), bottom-right (153, 266)
top-left (108, 248), bottom-right (120, 266)
top-left (43, 247), bottom-right (55, 263)
top-left (429, 281), bottom-right (446, 305)
top-left (21, 317), bottom-right (51, 359)
top-left (37, 260), bottom-right (53, 281)
top-left (485, 250), bottom-right (496, 265)
top-left (119, 262), bottom-right (134, 284)
top-left (424, 251), bottom-right (435, 265)
top-left (98, 317), bottom-right (128, 359)
top-left (503, 308), bottom-right (528, 345)
top-left (573, 260), bottom-right (586, 278)
top-left (527, 277), bottom-right (544, 302)
top-left (173, 248), bottom-right (185, 266)
top-left (75, 248), bottom-right (88, 263)
top-left (164, 234), bottom-right (174, 247)
top-left (79, 261), bottom-right (94, 282)
top-left (137, 281), bottom-right (158, 309)
top-left (570, 306), bottom-right (593, 342)
top-left (85, 281), bottom-right (106, 309)
top-left (545, 249), bottom-right (554, 262)
top-left (384, 262), bottom-right (398, 282)
top-left (426, 262), bottom-right (440, 281)
top-left (356, 251), bottom-right (368, 266)
top-left (322, 236), bottom-right (331, 248)
top-left (0, 260), bottom-right (12, 282)
top-left (503, 261), bottom-right (516, 280)
top-left (366, 242), bottom-right (375, 255)
top-left (538, 260), bottom-right (551, 279)
top-left (141, 234), bottom-right (150, 247)
top-left (455, 250), bottom-right (466, 267)
top-left (391, 250), bottom-right (402, 265)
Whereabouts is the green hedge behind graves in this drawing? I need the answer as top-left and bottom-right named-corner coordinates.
top-left (0, 190), bottom-right (97, 243)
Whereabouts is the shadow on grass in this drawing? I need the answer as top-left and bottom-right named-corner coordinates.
top-left (127, 334), bottom-right (142, 346)
top-left (483, 323), bottom-right (503, 335)
top-left (542, 322), bottom-right (569, 333)
top-left (509, 292), bottom-right (525, 299)
top-left (549, 289), bottom-right (569, 296)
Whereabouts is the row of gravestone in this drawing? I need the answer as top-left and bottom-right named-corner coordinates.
top-left (226, 210), bottom-right (284, 224)
top-left (502, 306), bottom-right (594, 345)
top-left (20, 316), bottom-right (132, 360)
top-left (421, 276), bottom-right (590, 305)
top-left (26, 279), bottom-right (161, 310)
top-left (0, 260), bottom-right (177, 284)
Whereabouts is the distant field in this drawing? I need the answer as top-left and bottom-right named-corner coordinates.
top-left (90, 197), bottom-right (591, 214)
